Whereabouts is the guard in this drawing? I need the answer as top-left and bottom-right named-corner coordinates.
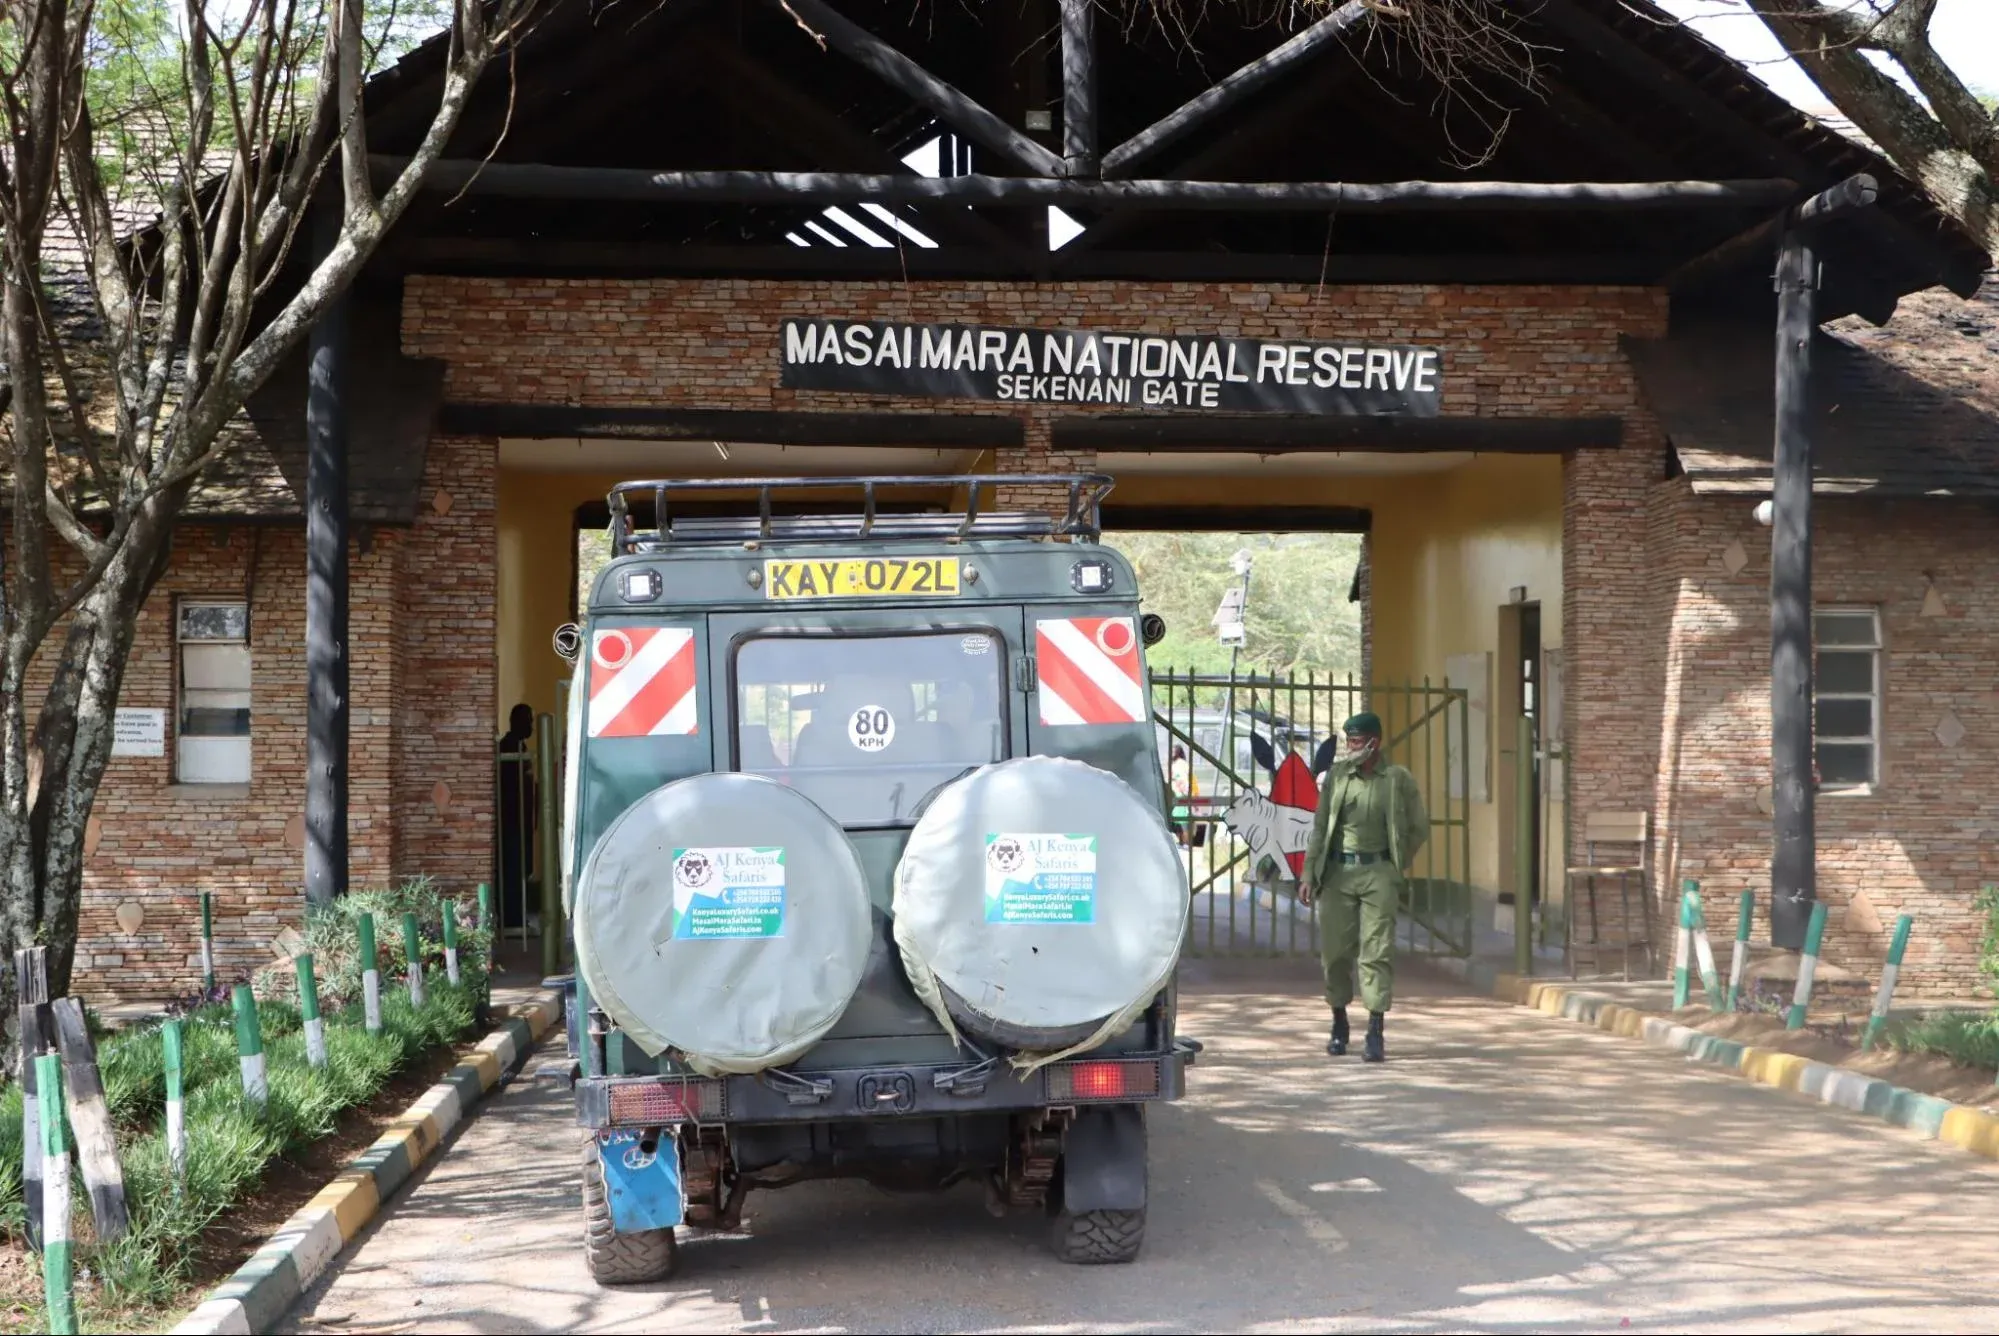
top-left (1298, 712), bottom-right (1428, 1062)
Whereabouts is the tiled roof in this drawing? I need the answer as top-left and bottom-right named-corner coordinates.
top-left (1628, 272), bottom-right (1999, 498)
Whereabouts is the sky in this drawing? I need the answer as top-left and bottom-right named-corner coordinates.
top-left (1653, 0), bottom-right (1999, 114)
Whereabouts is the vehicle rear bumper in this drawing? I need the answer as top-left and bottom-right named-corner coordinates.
top-left (575, 1039), bottom-right (1196, 1129)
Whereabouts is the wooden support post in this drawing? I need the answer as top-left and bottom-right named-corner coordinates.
top-left (1770, 228), bottom-right (1817, 952)
top-left (1861, 914), bottom-right (1914, 1051)
top-left (1728, 889), bottom-right (1754, 1012)
top-left (1060, 0), bottom-right (1097, 177)
top-left (1786, 901), bottom-right (1829, 1030)
top-left (51, 998), bottom-right (129, 1243)
top-left (36, 1053), bottom-right (76, 1336)
top-left (305, 207), bottom-right (352, 911)
top-left (1514, 714), bottom-right (1534, 976)
top-left (15, 947), bottom-right (50, 1251)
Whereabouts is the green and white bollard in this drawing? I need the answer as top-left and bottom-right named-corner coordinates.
top-left (1785, 901), bottom-right (1830, 1030)
top-left (36, 1052), bottom-right (76, 1336)
top-left (1672, 889), bottom-right (1695, 1009)
top-left (359, 912), bottom-right (383, 1035)
top-left (200, 890), bottom-right (216, 992)
top-left (443, 902), bottom-right (461, 986)
top-left (1727, 890), bottom-right (1753, 1012)
top-left (298, 953), bottom-right (327, 1069)
top-left (477, 881), bottom-right (494, 971)
top-left (233, 985), bottom-right (267, 1110)
top-left (1685, 881), bottom-right (1724, 1007)
top-left (163, 1019), bottom-right (186, 1189)
top-left (1861, 914), bottom-right (1914, 1051)
top-left (403, 912), bottom-right (426, 1008)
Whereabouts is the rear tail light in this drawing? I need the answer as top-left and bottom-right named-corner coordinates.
top-left (609, 1078), bottom-right (725, 1126)
top-left (1045, 1059), bottom-right (1161, 1103)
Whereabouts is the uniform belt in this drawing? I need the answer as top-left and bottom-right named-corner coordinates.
top-left (1336, 850), bottom-right (1386, 865)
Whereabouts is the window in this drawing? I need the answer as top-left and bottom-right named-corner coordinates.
top-left (178, 600), bottom-right (251, 784)
top-left (733, 630), bottom-right (1007, 826)
top-left (1814, 608), bottom-right (1879, 789)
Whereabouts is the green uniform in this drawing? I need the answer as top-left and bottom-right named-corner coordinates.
top-left (1303, 758), bottom-right (1428, 1014)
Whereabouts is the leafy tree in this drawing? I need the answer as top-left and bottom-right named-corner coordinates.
top-left (1107, 531), bottom-right (1364, 680)
top-left (1, 0), bottom-right (540, 1000)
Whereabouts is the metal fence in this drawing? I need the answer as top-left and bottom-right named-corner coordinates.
top-left (1151, 669), bottom-right (1474, 959)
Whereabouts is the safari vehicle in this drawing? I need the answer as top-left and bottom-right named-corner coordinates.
top-left (559, 474), bottom-right (1197, 1284)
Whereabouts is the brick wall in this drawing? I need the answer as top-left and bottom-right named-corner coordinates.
top-left (64, 431), bottom-right (496, 1001)
top-left (1648, 481), bottom-right (1999, 999)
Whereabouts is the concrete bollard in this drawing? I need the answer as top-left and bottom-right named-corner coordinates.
top-left (200, 890), bottom-right (216, 992)
top-left (1786, 901), bottom-right (1829, 1030)
top-left (1861, 914), bottom-right (1914, 1051)
top-left (1685, 881), bottom-right (1723, 1008)
top-left (1672, 889), bottom-right (1695, 1009)
top-left (36, 1052), bottom-right (76, 1335)
top-left (298, 953), bottom-right (328, 1069)
top-left (359, 912), bottom-right (383, 1035)
top-left (163, 1019), bottom-right (186, 1189)
top-left (233, 985), bottom-right (267, 1111)
top-left (443, 902), bottom-right (462, 986)
top-left (403, 912), bottom-right (426, 1008)
top-left (1727, 890), bottom-right (1753, 1012)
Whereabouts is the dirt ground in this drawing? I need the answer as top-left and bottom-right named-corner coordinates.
top-left (1672, 1005), bottom-right (1999, 1110)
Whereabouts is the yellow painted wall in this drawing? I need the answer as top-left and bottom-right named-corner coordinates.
top-left (496, 458), bottom-right (1564, 897)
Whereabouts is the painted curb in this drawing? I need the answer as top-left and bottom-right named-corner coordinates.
top-left (169, 991), bottom-right (563, 1336)
top-left (1425, 958), bottom-right (1999, 1169)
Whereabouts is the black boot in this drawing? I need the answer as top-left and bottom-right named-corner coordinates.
top-left (1326, 1008), bottom-right (1350, 1056)
top-left (1362, 1011), bottom-right (1386, 1063)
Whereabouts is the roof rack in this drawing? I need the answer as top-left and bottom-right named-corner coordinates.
top-left (606, 474), bottom-right (1116, 553)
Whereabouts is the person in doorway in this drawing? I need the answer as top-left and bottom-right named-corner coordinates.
top-left (497, 703), bottom-right (537, 932)
top-left (1298, 712), bottom-right (1428, 1062)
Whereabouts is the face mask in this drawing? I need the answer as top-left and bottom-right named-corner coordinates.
top-left (1345, 735), bottom-right (1377, 764)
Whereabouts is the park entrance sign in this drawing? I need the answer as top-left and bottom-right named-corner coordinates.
top-left (780, 319), bottom-right (1443, 415)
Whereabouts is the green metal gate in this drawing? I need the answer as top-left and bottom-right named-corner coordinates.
top-left (1152, 670), bottom-right (1474, 959)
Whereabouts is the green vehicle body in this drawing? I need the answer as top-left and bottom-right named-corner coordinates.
top-left (563, 476), bottom-right (1195, 1275)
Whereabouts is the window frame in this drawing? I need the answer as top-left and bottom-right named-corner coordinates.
top-left (1813, 605), bottom-right (1880, 793)
top-left (725, 624), bottom-right (1014, 830)
top-left (175, 596), bottom-right (253, 786)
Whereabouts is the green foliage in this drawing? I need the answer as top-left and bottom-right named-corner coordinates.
top-left (1105, 531), bottom-right (1364, 680)
top-left (0, 975), bottom-right (480, 1324)
top-left (1979, 884), bottom-right (1999, 998)
top-left (258, 877), bottom-right (490, 1016)
top-left (1886, 1009), bottom-right (1999, 1072)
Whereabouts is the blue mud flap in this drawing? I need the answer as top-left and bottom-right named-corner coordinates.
top-left (597, 1129), bottom-right (685, 1234)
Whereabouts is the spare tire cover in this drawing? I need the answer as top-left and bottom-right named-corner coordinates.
top-left (574, 772), bottom-right (872, 1075)
top-left (893, 756), bottom-right (1186, 1060)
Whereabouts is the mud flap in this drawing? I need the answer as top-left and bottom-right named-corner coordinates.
top-left (1059, 1104), bottom-right (1147, 1214)
top-left (598, 1129), bottom-right (685, 1234)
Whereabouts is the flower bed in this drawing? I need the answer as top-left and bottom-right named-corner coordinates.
top-left (0, 879), bottom-right (491, 1331)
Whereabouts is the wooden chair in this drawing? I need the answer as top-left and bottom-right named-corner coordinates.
top-left (1565, 811), bottom-right (1654, 980)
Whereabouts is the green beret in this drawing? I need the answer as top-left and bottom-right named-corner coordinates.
top-left (1342, 712), bottom-right (1382, 737)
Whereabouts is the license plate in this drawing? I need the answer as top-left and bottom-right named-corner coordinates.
top-left (763, 556), bottom-right (960, 599)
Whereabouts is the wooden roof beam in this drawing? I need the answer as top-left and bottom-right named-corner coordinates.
top-left (1101, 1), bottom-right (1371, 179)
top-left (380, 158), bottom-right (1801, 211)
top-left (766, 0), bottom-right (1065, 178)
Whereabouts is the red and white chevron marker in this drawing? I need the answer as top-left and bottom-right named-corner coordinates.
top-left (588, 627), bottom-right (699, 737)
top-left (1036, 616), bottom-right (1145, 725)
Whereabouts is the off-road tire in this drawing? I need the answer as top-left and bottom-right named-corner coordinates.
top-left (1050, 1207), bottom-right (1146, 1264)
top-left (582, 1138), bottom-right (679, 1285)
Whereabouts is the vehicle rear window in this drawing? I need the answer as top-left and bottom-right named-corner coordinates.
top-left (733, 631), bottom-right (1007, 825)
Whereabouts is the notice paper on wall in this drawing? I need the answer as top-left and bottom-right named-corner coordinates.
top-left (112, 708), bottom-right (166, 758)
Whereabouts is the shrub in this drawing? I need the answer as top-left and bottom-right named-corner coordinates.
top-left (255, 877), bottom-right (492, 1015)
top-left (1887, 1008), bottom-right (1999, 1072)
